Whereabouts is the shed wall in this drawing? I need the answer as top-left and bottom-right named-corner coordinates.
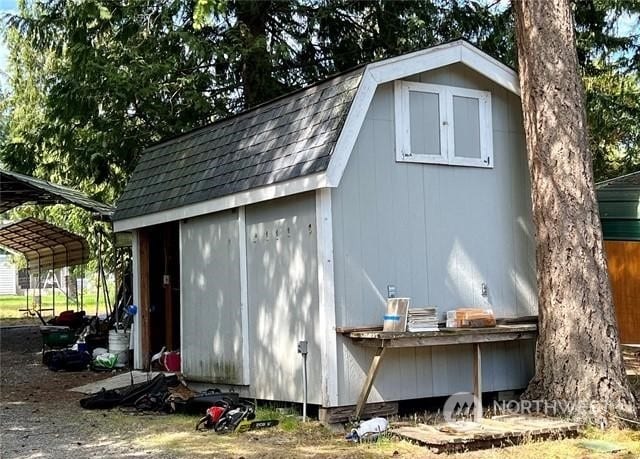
top-left (604, 240), bottom-right (640, 344)
top-left (597, 188), bottom-right (640, 241)
top-left (245, 192), bottom-right (322, 404)
top-left (181, 210), bottom-right (245, 384)
top-left (331, 63), bottom-right (537, 405)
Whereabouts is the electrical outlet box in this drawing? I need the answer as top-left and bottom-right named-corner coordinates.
top-left (163, 274), bottom-right (170, 286)
top-left (297, 340), bottom-right (308, 354)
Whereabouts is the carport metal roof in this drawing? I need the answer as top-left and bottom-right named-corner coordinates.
top-left (0, 218), bottom-right (89, 272)
top-left (0, 169), bottom-right (114, 220)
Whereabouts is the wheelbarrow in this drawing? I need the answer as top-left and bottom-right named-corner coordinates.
top-left (40, 326), bottom-right (77, 362)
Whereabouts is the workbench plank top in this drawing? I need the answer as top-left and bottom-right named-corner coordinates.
top-left (346, 324), bottom-right (537, 348)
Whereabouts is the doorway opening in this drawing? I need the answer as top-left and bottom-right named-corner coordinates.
top-left (138, 222), bottom-right (180, 368)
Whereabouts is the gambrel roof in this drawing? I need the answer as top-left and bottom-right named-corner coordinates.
top-left (113, 68), bottom-right (364, 222)
top-left (114, 40), bottom-right (519, 231)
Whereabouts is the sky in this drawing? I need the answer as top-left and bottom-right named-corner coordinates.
top-left (0, 0), bottom-right (637, 89)
top-left (0, 0), bottom-right (17, 87)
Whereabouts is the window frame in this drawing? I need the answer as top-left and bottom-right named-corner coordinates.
top-left (394, 81), bottom-right (494, 169)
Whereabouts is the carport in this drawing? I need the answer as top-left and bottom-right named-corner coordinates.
top-left (0, 168), bottom-right (116, 316)
top-left (0, 218), bottom-right (90, 315)
top-left (0, 169), bottom-right (113, 219)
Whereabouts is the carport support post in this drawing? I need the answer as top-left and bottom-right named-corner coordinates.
top-left (65, 249), bottom-right (69, 311)
top-left (95, 232), bottom-right (101, 316)
top-left (51, 251), bottom-right (55, 316)
top-left (80, 264), bottom-right (84, 311)
top-left (26, 261), bottom-right (30, 312)
top-left (37, 255), bottom-right (42, 315)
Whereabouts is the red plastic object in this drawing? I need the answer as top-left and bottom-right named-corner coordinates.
top-left (160, 351), bottom-right (181, 372)
top-left (207, 405), bottom-right (226, 424)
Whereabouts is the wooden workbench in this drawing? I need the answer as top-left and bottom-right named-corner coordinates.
top-left (344, 324), bottom-right (537, 420)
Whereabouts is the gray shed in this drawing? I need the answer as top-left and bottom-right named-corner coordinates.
top-left (113, 41), bottom-right (536, 415)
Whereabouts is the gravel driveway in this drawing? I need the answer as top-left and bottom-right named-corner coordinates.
top-left (0, 325), bottom-right (176, 459)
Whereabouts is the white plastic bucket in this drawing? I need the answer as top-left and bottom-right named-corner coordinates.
top-left (108, 330), bottom-right (130, 367)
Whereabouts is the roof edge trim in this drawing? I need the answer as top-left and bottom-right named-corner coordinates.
top-left (113, 171), bottom-right (330, 231)
top-left (596, 170), bottom-right (640, 189)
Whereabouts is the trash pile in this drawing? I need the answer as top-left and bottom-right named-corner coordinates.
top-left (37, 260), bottom-right (137, 372)
top-left (80, 374), bottom-right (185, 411)
top-left (345, 417), bottom-right (389, 443)
top-left (79, 374), bottom-right (279, 434)
top-left (41, 303), bottom-right (137, 372)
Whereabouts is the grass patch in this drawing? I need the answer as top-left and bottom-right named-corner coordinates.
top-left (255, 405), bottom-right (302, 432)
top-left (0, 291), bottom-right (113, 319)
top-left (76, 407), bottom-right (640, 458)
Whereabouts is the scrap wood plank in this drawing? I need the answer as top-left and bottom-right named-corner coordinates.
top-left (335, 325), bottom-right (383, 334)
top-left (319, 402), bottom-right (398, 424)
top-left (482, 416), bottom-right (580, 435)
top-left (390, 416), bottom-right (580, 453)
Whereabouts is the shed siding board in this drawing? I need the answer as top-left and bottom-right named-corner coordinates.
top-left (181, 210), bottom-right (245, 384)
top-left (245, 192), bottom-right (322, 404)
top-left (331, 63), bottom-right (536, 405)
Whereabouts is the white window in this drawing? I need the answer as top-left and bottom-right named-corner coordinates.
top-left (394, 81), bottom-right (493, 168)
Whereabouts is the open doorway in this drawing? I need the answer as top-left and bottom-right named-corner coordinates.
top-left (138, 222), bottom-right (180, 368)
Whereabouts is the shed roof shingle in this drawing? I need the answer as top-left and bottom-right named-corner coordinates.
top-left (113, 68), bottom-right (364, 221)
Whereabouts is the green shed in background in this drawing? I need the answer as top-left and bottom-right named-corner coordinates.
top-left (596, 171), bottom-right (640, 344)
top-left (597, 171), bottom-right (640, 241)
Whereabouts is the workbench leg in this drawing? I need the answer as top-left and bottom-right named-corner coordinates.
top-left (473, 343), bottom-right (482, 420)
top-left (355, 346), bottom-right (386, 420)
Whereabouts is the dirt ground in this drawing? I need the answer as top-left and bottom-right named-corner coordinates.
top-left (0, 325), bottom-right (162, 458)
top-left (0, 324), bottom-right (420, 459)
top-left (1, 323), bottom-right (639, 459)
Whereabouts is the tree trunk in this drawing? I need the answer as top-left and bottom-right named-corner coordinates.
top-left (234, 0), bottom-right (283, 108)
top-left (513, 0), bottom-right (637, 424)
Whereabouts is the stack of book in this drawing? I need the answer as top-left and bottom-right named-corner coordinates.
top-left (406, 307), bottom-right (439, 332)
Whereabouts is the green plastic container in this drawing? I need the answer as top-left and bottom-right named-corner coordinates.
top-left (41, 327), bottom-right (76, 348)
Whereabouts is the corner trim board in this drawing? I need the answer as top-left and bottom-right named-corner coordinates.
top-left (316, 188), bottom-right (339, 407)
top-left (238, 206), bottom-right (251, 385)
top-left (113, 172), bottom-right (331, 232)
top-left (325, 70), bottom-right (378, 187)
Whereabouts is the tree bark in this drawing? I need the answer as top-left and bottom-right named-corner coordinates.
top-left (513, 0), bottom-right (637, 424)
